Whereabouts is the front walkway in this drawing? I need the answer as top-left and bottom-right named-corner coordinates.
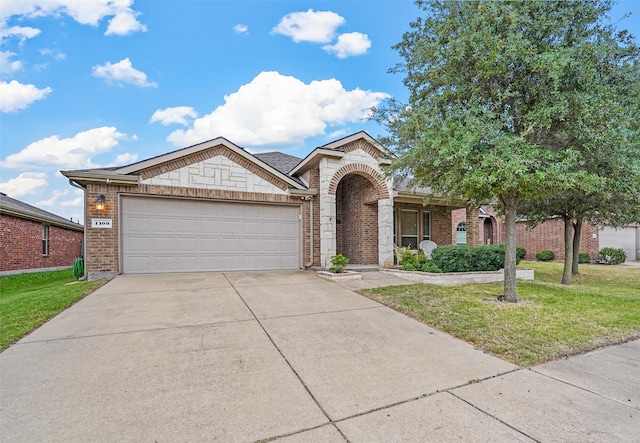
top-left (1, 271), bottom-right (638, 442)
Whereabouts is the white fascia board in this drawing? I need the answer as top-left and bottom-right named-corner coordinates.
top-left (289, 148), bottom-right (344, 176)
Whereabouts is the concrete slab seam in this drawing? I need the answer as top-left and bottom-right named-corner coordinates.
top-left (11, 318), bottom-right (256, 347)
top-left (327, 367), bottom-right (522, 427)
top-left (222, 272), bottom-right (349, 442)
top-left (255, 305), bottom-right (384, 321)
top-left (447, 390), bottom-right (541, 442)
top-left (529, 367), bottom-right (640, 411)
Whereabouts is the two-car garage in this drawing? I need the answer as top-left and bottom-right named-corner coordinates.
top-left (120, 196), bottom-right (301, 274)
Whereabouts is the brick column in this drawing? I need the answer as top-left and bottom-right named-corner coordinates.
top-left (466, 207), bottom-right (481, 247)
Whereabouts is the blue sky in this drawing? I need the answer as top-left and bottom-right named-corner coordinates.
top-left (1, 1), bottom-right (638, 224)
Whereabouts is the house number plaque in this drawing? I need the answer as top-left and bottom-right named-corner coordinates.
top-left (91, 218), bottom-right (113, 228)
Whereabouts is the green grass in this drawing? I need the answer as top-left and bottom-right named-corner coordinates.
top-left (0, 269), bottom-right (106, 350)
top-left (361, 261), bottom-right (640, 367)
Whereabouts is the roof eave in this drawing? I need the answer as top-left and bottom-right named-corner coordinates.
top-left (289, 148), bottom-right (345, 176)
top-left (0, 207), bottom-right (84, 231)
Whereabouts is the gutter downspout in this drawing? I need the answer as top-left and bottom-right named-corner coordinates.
top-left (304, 196), bottom-right (314, 268)
top-left (69, 179), bottom-right (88, 280)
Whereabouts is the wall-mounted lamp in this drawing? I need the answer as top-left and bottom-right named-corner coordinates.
top-left (95, 194), bottom-right (106, 212)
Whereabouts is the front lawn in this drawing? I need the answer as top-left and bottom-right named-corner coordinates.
top-left (361, 261), bottom-right (640, 367)
top-left (0, 269), bottom-right (106, 350)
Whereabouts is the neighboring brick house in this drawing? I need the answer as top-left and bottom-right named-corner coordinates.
top-left (452, 206), bottom-right (639, 261)
top-left (62, 132), bottom-right (480, 279)
top-left (0, 193), bottom-right (84, 275)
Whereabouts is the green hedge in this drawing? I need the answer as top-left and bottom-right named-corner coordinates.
top-left (578, 252), bottom-right (591, 264)
top-left (430, 244), bottom-right (520, 273)
top-left (598, 247), bottom-right (626, 265)
top-left (536, 250), bottom-right (555, 261)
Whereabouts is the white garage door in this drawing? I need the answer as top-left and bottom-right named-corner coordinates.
top-left (600, 226), bottom-right (638, 261)
top-left (121, 196), bottom-right (300, 273)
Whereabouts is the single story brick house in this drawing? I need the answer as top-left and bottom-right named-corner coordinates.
top-left (0, 193), bottom-right (84, 275)
top-left (452, 207), bottom-right (639, 261)
top-left (62, 132), bottom-right (483, 279)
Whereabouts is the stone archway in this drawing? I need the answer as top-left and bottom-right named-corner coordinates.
top-left (320, 163), bottom-right (393, 268)
top-left (335, 173), bottom-right (379, 264)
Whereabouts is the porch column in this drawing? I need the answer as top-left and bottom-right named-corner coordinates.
top-left (466, 207), bottom-right (481, 246)
top-left (378, 198), bottom-right (394, 267)
top-left (320, 193), bottom-right (336, 268)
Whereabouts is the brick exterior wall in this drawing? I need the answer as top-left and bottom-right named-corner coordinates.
top-left (336, 174), bottom-right (379, 264)
top-left (0, 214), bottom-right (83, 272)
top-left (516, 218), bottom-right (599, 260)
top-left (452, 207), bottom-right (600, 260)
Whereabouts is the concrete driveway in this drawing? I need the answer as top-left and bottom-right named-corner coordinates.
top-left (1, 271), bottom-right (638, 442)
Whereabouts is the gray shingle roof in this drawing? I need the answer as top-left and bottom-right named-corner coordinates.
top-left (253, 152), bottom-right (302, 175)
top-left (0, 193), bottom-right (83, 230)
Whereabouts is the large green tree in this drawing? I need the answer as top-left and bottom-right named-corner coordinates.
top-left (377, 0), bottom-right (638, 301)
top-left (518, 23), bottom-right (640, 285)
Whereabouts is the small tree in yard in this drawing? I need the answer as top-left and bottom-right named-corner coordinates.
top-left (376, 0), bottom-right (627, 301)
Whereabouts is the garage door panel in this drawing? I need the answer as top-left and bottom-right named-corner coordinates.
top-left (122, 197), bottom-right (300, 273)
top-left (126, 216), bottom-right (149, 232)
top-left (125, 236), bottom-right (150, 252)
top-left (201, 219), bottom-right (221, 234)
top-left (600, 227), bottom-right (637, 261)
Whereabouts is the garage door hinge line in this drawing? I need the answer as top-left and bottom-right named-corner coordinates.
top-left (222, 272), bottom-right (349, 441)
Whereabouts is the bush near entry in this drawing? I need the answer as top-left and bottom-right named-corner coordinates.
top-left (578, 252), bottom-right (591, 264)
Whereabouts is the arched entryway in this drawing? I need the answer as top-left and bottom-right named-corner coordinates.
top-left (335, 173), bottom-right (379, 264)
top-left (483, 217), bottom-right (495, 244)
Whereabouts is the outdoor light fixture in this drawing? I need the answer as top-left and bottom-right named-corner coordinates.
top-left (95, 194), bottom-right (106, 212)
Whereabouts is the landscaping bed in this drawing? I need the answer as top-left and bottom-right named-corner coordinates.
top-left (381, 267), bottom-right (533, 286)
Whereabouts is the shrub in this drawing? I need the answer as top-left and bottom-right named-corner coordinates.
top-left (400, 250), bottom-right (430, 271)
top-left (516, 247), bottom-right (526, 264)
top-left (598, 247), bottom-right (626, 265)
top-left (578, 252), bottom-right (591, 264)
top-left (328, 254), bottom-right (349, 273)
top-left (420, 260), bottom-right (442, 273)
top-left (535, 250), bottom-right (555, 261)
top-left (431, 244), bottom-right (506, 272)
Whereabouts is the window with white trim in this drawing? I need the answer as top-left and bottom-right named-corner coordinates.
top-left (401, 210), bottom-right (419, 248)
top-left (422, 211), bottom-right (431, 240)
top-left (456, 221), bottom-right (467, 245)
top-left (42, 224), bottom-right (49, 255)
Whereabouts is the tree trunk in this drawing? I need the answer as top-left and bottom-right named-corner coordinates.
top-left (562, 214), bottom-right (574, 285)
top-left (500, 195), bottom-right (519, 302)
top-left (572, 216), bottom-right (583, 275)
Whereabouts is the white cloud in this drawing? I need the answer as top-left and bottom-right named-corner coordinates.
top-left (92, 58), bottom-right (157, 87)
top-left (106, 9), bottom-right (147, 36)
top-left (0, 1), bottom-right (145, 39)
top-left (166, 71), bottom-right (390, 147)
top-left (323, 32), bottom-right (371, 58)
top-left (108, 152), bottom-right (138, 166)
top-left (0, 25), bottom-right (40, 42)
top-left (0, 126), bottom-right (125, 169)
top-left (0, 80), bottom-right (52, 112)
top-left (272, 9), bottom-right (345, 43)
top-left (0, 51), bottom-right (22, 74)
top-left (150, 106), bottom-right (197, 126)
top-left (233, 24), bottom-right (248, 34)
top-left (36, 189), bottom-right (68, 207)
top-left (0, 172), bottom-right (48, 197)
top-left (39, 48), bottom-right (66, 60)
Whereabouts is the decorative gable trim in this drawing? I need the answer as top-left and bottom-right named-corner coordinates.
top-left (117, 137), bottom-right (305, 190)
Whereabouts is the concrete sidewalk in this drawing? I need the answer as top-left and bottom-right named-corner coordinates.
top-left (1, 271), bottom-right (638, 442)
